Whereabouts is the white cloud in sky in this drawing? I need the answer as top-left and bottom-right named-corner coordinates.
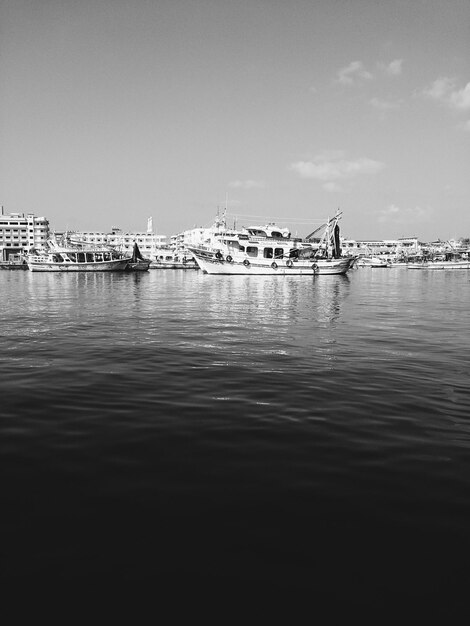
top-left (378, 59), bottom-right (403, 76)
top-left (228, 179), bottom-right (265, 189)
top-left (380, 204), bottom-right (401, 219)
top-left (369, 97), bottom-right (401, 111)
top-left (290, 155), bottom-right (384, 191)
top-left (323, 182), bottom-right (341, 193)
top-left (424, 77), bottom-right (453, 100)
top-left (336, 61), bottom-right (373, 85)
top-left (378, 204), bottom-right (431, 224)
top-left (424, 77), bottom-right (470, 111)
top-left (290, 156), bottom-right (384, 181)
top-left (450, 83), bottom-right (470, 110)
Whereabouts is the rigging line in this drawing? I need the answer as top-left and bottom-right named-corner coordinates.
top-left (225, 213), bottom-right (328, 224)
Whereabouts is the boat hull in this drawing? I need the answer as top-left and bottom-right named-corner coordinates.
top-left (0, 262), bottom-right (28, 270)
top-left (407, 261), bottom-right (470, 270)
top-left (192, 254), bottom-right (355, 275)
top-left (356, 257), bottom-right (389, 268)
top-left (149, 261), bottom-right (198, 269)
top-left (126, 260), bottom-right (151, 271)
top-left (28, 259), bottom-right (130, 272)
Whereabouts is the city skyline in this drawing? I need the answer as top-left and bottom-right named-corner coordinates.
top-left (1, 0), bottom-right (469, 241)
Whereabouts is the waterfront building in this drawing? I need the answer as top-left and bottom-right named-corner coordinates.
top-left (0, 208), bottom-right (49, 262)
top-left (341, 236), bottom-right (420, 257)
top-left (172, 212), bottom-right (239, 253)
top-left (74, 217), bottom-right (169, 259)
top-left (175, 212), bottom-right (423, 260)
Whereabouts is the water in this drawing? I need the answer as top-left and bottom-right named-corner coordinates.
top-left (1, 268), bottom-right (470, 614)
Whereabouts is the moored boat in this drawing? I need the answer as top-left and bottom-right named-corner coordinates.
top-left (188, 211), bottom-right (357, 276)
top-left (407, 259), bottom-right (470, 270)
top-left (125, 242), bottom-right (151, 271)
top-left (26, 235), bottom-right (131, 272)
top-left (356, 256), bottom-right (390, 268)
top-left (0, 260), bottom-right (28, 270)
top-left (149, 252), bottom-right (198, 269)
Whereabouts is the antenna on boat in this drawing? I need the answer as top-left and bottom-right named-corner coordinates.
top-left (325, 216), bottom-right (330, 257)
top-left (219, 192), bottom-right (227, 228)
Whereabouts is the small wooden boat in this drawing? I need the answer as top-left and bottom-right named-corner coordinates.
top-left (0, 260), bottom-right (28, 270)
top-left (356, 256), bottom-right (390, 268)
top-left (407, 260), bottom-right (470, 270)
top-left (126, 242), bottom-right (151, 271)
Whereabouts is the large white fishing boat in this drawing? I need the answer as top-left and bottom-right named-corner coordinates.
top-left (189, 211), bottom-right (356, 276)
top-left (26, 234), bottom-right (131, 272)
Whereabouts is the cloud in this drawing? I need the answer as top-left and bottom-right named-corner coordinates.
top-left (464, 120), bottom-right (470, 132)
top-left (378, 59), bottom-right (403, 76)
top-left (336, 61), bottom-right (373, 85)
top-left (323, 182), bottom-right (342, 193)
top-left (424, 77), bottom-right (454, 100)
top-left (378, 204), bottom-right (431, 224)
top-left (290, 155), bottom-right (384, 191)
top-left (450, 83), bottom-right (470, 110)
top-left (369, 97), bottom-right (401, 111)
top-left (290, 156), bottom-right (384, 181)
top-left (423, 77), bottom-right (470, 111)
top-left (228, 179), bottom-right (265, 189)
top-left (380, 204), bottom-right (401, 218)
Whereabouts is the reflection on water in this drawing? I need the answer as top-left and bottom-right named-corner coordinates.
top-left (198, 273), bottom-right (350, 322)
top-left (180, 275), bottom-right (352, 369)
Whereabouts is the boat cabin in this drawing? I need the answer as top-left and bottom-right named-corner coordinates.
top-left (29, 250), bottom-right (120, 264)
top-left (246, 224), bottom-right (291, 239)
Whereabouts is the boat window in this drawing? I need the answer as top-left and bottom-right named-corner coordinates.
top-left (78, 252), bottom-right (86, 262)
top-left (263, 248), bottom-right (273, 259)
top-left (274, 248), bottom-right (284, 259)
top-left (86, 253), bottom-right (94, 262)
top-left (246, 246), bottom-right (258, 258)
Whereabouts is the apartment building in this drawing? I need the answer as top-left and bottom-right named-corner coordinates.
top-left (75, 218), bottom-right (169, 258)
top-left (0, 209), bottom-right (49, 261)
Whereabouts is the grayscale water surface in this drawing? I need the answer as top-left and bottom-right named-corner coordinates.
top-left (1, 269), bottom-right (469, 613)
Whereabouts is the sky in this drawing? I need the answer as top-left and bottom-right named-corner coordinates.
top-left (1, 0), bottom-right (469, 241)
